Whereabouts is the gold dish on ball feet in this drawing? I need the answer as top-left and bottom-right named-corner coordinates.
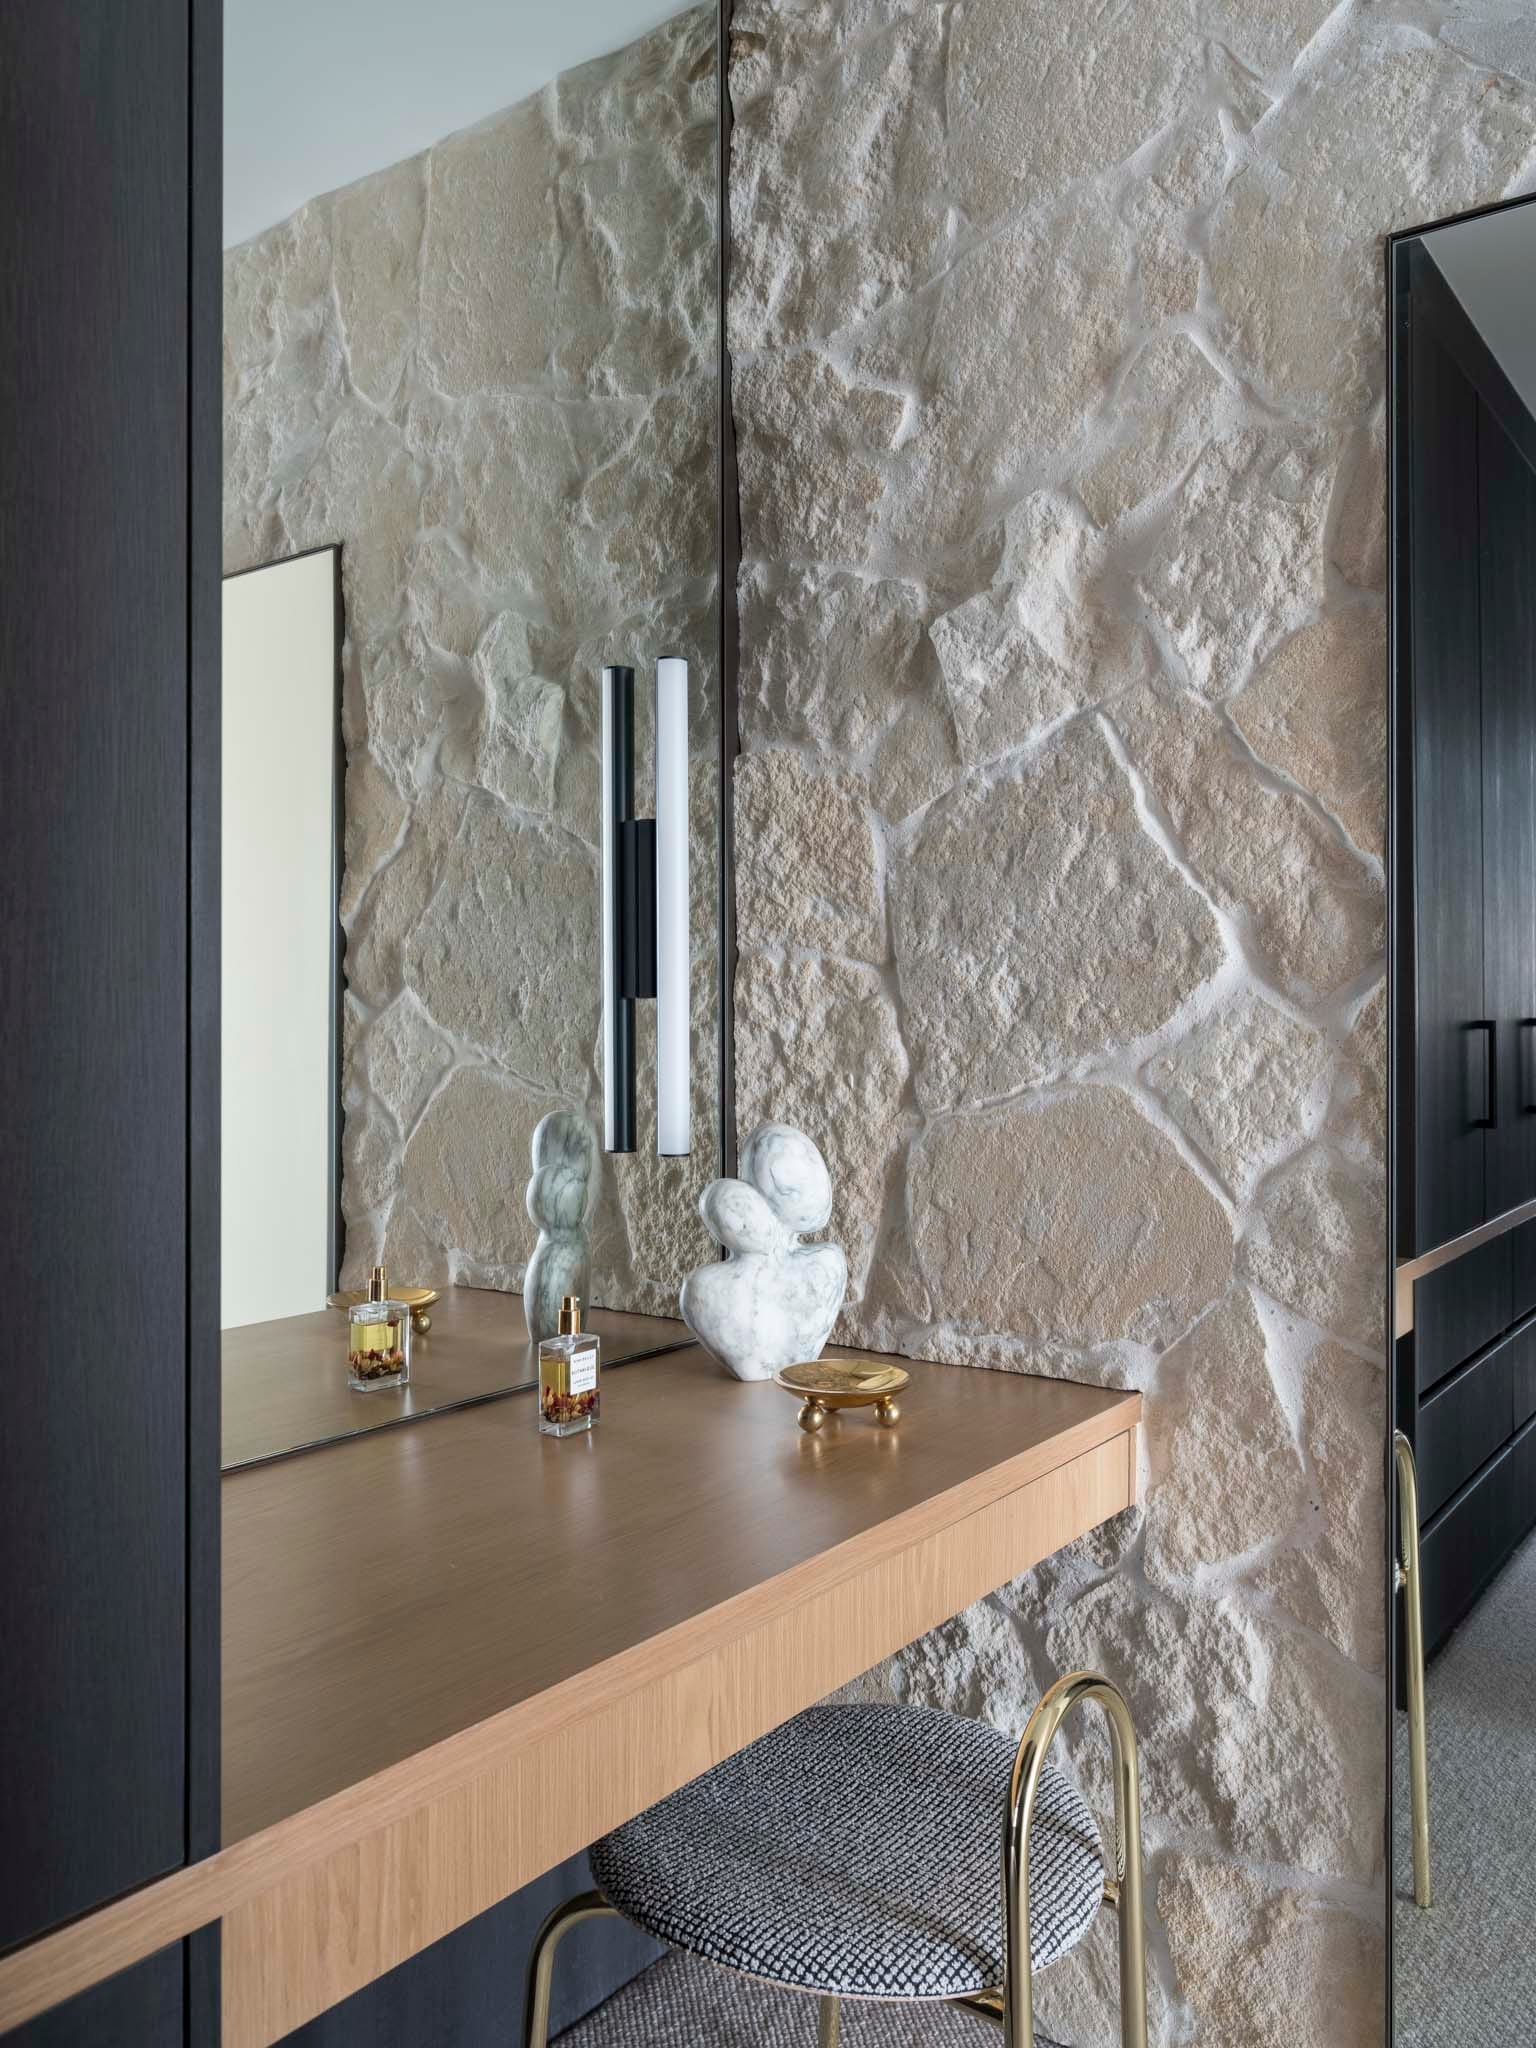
top-left (773, 1360), bottom-right (909, 1434)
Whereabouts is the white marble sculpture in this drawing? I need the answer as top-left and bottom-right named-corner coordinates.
top-left (680, 1122), bottom-right (848, 1381)
top-left (523, 1110), bottom-right (599, 1344)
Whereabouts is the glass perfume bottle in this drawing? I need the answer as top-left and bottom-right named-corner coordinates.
top-left (538, 1295), bottom-right (600, 1436)
top-left (348, 1265), bottom-right (411, 1391)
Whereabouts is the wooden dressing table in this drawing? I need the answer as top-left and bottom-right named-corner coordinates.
top-left (0, 1331), bottom-right (1139, 2044)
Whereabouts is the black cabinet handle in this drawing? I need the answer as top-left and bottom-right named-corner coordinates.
top-left (1471, 1019), bottom-right (1499, 1128)
top-left (1521, 1019), bottom-right (1536, 1114)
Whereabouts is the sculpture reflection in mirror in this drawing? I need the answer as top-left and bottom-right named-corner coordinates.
top-left (524, 1111), bottom-right (599, 1346)
top-left (681, 1123), bottom-right (847, 1382)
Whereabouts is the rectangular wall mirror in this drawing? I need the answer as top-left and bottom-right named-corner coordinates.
top-left (1390, 190), bottom-right (1536, 2044)
top-left (222, 548), bottom-right (343, 1328)
top-left (220, 0), bottom-right (726, 1470)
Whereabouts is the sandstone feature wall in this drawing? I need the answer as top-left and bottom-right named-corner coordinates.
top-left (223, 5), bottom-right (721, 1314)
top-left (728, 4), bottom-right (1536, 2039)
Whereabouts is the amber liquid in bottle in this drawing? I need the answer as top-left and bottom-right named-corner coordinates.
top-left (347, 1266), bottom-right (411, 1390)
top-left (538, 1295), bottom-right (600, 1436)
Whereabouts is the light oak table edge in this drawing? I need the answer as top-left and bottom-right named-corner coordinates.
top-left (0, 1395), bottom-right (1139, 2040)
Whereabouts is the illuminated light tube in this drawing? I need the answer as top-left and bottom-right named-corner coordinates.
top-left (655, 655), bottom-right (690, 1157)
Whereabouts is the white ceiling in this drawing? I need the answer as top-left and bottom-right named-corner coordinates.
top-left (225, 0), bottom-right (686, 247)
top-left (1424, 200), bottom-right (1536, 425)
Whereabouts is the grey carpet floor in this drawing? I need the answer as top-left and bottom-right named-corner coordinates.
top-left (1394, 1526), bottom-right (1536, 2046)
top-left (555, 1952), bottom-right (1061, 2046)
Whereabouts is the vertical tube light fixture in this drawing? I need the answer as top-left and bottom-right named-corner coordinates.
top-left (601, 659), bottom-right (689, 1155)
top-left (600, 665), bottom-right (635, 1153)
top-left (655, 656), bottom-right (690, 1156)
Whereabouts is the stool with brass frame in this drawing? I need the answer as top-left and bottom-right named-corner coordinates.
top-left (523, 1670), bottom-right (1148, 2048)
top-left (1394, 1429), bottom-right (1431, 1910)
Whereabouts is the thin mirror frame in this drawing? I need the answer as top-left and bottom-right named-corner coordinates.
top-left (1385, 184), bottom-right (1536, 2041)
top-left (717, 0), bottom-right (741, 1183)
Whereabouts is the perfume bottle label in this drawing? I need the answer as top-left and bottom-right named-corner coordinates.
top-left (568, 1348), bottom-right (598, 1395)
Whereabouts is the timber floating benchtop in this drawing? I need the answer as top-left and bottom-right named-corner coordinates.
top-left (0, 1335), bottom-right (1141, 2046)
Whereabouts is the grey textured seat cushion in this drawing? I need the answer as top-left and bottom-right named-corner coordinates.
top-left (555, 1948), bottom-right (1073, 2045)
top-left (589, 1702), bottom-right (1103, 2002)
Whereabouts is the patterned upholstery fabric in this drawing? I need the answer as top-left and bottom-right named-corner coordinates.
top-left (555, 1948), bottom-right (1074, 2046)
top-left (589, 1703), bottom-right (1104, 2002)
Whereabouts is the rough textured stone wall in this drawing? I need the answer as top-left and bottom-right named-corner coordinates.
top-left (223, 6), bottom-right (720, 1313)
top-left (728, 4), bottom-right (1536, 2039)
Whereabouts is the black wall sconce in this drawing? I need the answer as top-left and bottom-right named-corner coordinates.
top-left (601, 660), bottom-right (689, 1155)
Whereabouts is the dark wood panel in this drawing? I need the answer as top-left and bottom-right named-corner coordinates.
top-left (1392, 244), bottom-right (1419, 1264)
top-left (1416, 1333), bottom-right (1514, 1520)
top-left (1479, 399), bottom-right (1536, 1216)
top-left (188, 0), bottom-right (223, 1859)
top-left (188, 0), bottom-right (223, 2027)
top-left (1413, 1234), bottom-right (1512, 1395)
top-left (0, 0), bottom-right (192, 1951)
top-left (1513, 1218), bottom-right (1536, 1322)
top-left (5, 1947), bottom-right (183, 2048)
top-left (1408, 319), bottom-right (1488, 1250)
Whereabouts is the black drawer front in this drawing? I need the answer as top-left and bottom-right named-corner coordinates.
top-left (1509, 1414), bottom-right (1536, 1556)
top-left (1515, 1219), bottom-right (1536, 1323)
top-left (1512, 1316), bottom-right (1536, 1431)
top-left (1420, 1419), bottom-right (1536, 1655)
top-left (1415, 1234), bottom-right (1514, 1395)
top-left (1417, 1335), bottom-right (1516, 1520)
top-left (1421, 1441), bottom-right (1513, 1655)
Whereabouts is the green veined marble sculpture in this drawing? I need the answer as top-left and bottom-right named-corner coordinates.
top-left (524, 1110), bottom-right (599, 1344)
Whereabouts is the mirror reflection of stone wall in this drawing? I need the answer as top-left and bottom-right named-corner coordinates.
top-left (221, 4), bottom-right (720, 1318)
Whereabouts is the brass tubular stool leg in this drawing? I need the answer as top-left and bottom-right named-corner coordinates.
top-left (1394, 1429), bottom-right (1432, 1909)
top-left (816, 1993), bottom-right (842, 2046)
top-left (522, 1891), bottom-right (622, 2048)
top-left (955, 1989), bottom-right (1005, 2027)
top-left (1003, 1671), bottom-right (1148, 2048)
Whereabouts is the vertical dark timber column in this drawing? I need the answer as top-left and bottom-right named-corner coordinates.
top-left (0, 0), bottom-right (214, 2035)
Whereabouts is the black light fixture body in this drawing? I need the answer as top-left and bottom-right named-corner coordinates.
top-left (601, 662), bottom-right (688, 1156)
top-left (602, 665), bottom-right (642, 1152)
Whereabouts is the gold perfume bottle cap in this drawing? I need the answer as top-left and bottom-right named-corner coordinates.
top-left (368, 1264), bottom-right (388, 1303)
top-left (559, 1295), bottom-right (582, 1336)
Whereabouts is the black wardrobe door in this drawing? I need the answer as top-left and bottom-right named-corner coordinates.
top-left (1481, 400), bottom-right (1536, 1218)
top-left (0, 0), bottom-right (191, 1950)
top-left (1410, 325), bottom-right (1488, 1251)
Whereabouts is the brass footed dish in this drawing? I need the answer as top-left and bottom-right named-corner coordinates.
top-left (328, 1285), bottom-right (439, 1335)
top-left (774, 1360), bottom-right (909, 1434)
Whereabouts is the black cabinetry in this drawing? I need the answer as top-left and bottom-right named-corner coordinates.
top-left (0, 0), bottom-right (218, 2033)
top-left (1405, 303), bottom-right (1487, 1255)
top-left (1481, 385), bottom-right (1536, 1218)
top-left (1403, 248), bottom-right (1536, 1262)
top-left (1399, 239), bottom-right (1536, 1651)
